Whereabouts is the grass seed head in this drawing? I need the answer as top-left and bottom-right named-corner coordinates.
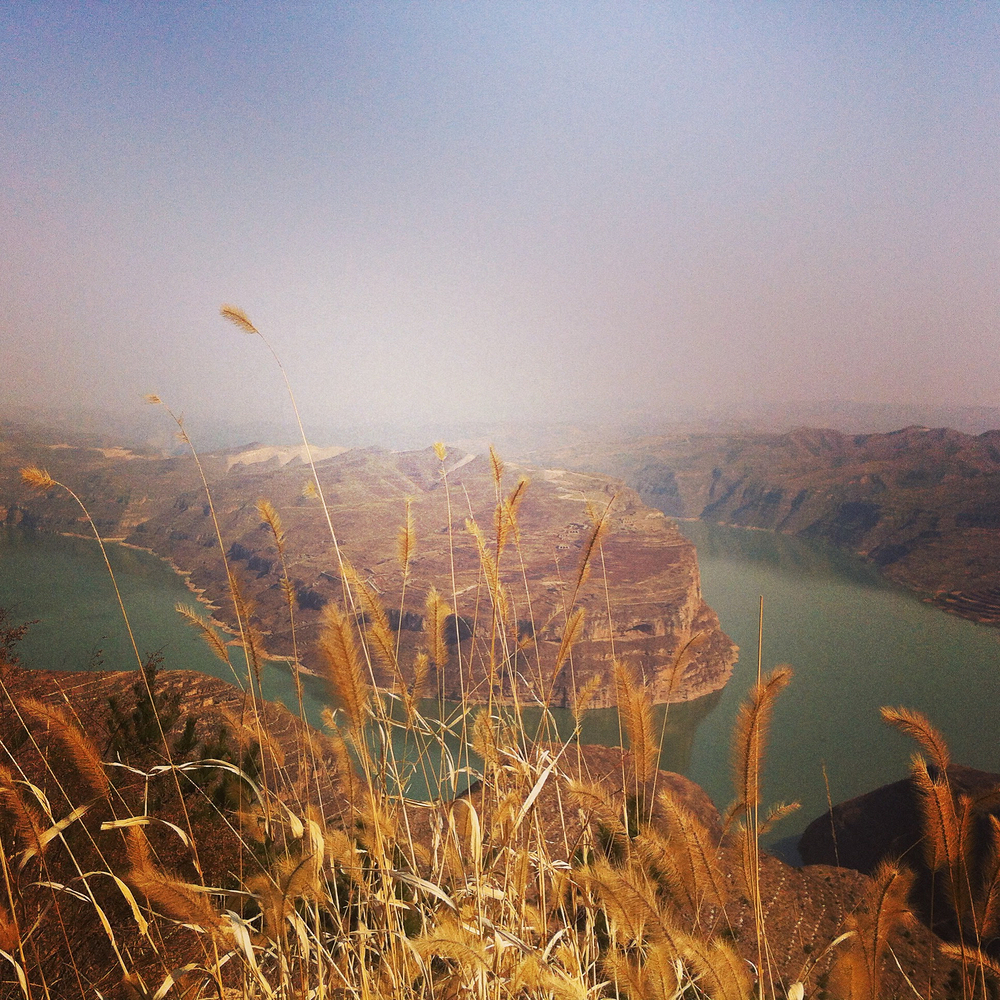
top-left (220, 303), bottom-right (260, 335)
top-left (20, 466), bottom-right (55, 491)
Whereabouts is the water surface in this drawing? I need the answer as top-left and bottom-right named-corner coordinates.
top-left (0, 526), bottom-right (329, 721)
top-left (5, 522), bottom-right (999, 838)
top-left (676, 520), bottom-right (1000, 836)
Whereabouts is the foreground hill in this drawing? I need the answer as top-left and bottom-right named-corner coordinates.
top-left (0, 663), bottom-right (963, 999)
top-left (0, 430), bottom-right (736, 707)
top-left (534, 425), bottom-right (1000, 623)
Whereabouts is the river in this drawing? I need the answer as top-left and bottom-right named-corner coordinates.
top-left (0, 526), bottom-right (331, 719)
top-left (3, 521), bottom-right (999, 843)
top-left (675, 520), bottom-right (1000, 842)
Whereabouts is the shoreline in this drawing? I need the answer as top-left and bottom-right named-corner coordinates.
top-left (51, 530), bottom-right (322, 679)
top-left (673, 517), bottom-right (1000, 631)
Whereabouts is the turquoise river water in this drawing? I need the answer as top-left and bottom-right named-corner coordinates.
top-left (2, 521), bottom-right (999, 839)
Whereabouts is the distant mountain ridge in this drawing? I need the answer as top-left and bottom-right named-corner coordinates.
top-left (535, 424), bottom-right (1000, 624)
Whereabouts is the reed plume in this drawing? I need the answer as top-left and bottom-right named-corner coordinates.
top-left (424, 587), bottom-right (452, 672)
top-left (881, 706), bottom-right (951, 772)
top-left (18, 699), bottom-right (110, 801)
top-left (125, 828), bottom-right (221, 935)
top-left (571, 673), bottom-right (603, 730)
top-left (175, 604), bottom-right (231, 665)
top-left (552, 606), bottom-right (585, 691)
top-left (0, 765), bottom-right (45, 858)
top-left (317, 603), bottom-right (370, 734)
top-left (343, 563), bottom-right (396, 675)
top-left (219, 303), bottom-right (259, 335)
top-left (411, 651), bottom-right (431, 702)
top-left (397, 497), bottom-right (416, 581)
top-left (572, 496), bottom-right (614, 603)
top-left (911, 753), bottom-right (961, 883)
top-left (830, 859), bottom-right (914, 1000)
top-left (731, 665), bottom-right (793, 817)
top-left (640, 789), bottom-right (729, 923)
top-left (614, 659), bottom-right (658, 790)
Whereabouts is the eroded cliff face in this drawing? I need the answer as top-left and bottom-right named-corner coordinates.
top-left (1, 432), bottom-right (737, 708)
top-left (121, 448), bottom-right (736, 708)
top-left (534, 425), bottom-right (1000, 625)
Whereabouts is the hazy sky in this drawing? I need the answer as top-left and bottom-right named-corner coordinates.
top-left (2, 3), bottom-right (998, 439)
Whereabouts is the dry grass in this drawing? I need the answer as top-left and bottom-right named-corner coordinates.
top-left (0, 308), bottom-right (982, 999)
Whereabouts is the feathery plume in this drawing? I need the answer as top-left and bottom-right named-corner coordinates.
top-left (343, 563), bottom-right (396, 673)
top-left (256, 498), bottom-right (285, 547)
top-left (0, 765), bottom-right (45, 857)
top-left (550, 607), bottom-right (586, 701)
top-left (831, 859), bottom-right (914, 1000)
top-left (615, 660), bottom-right (657, 787)
top-left (572, 672), bottom-right (604, 728)
top-left (126, 828), bottom-right (221, 933)
top-left (176, 604), bottom-right (231, 665)
top-left (219, 303), bottom-right (259, 335)
top-left (496, 476), bottom-right (529, 553)
top-left (646, 789), bottom-right (729, 919)
top-left (489, 445), bottom-right (505, 486)
top-left (317, 603), bottom-right (369, 731)
top-left (19, 467), bottom-right (55, 491)
top-left (573, 496), bottom-right (615, 600)
top-left (911, 753), bottom-right (961, 877)
top-left (397, 498), bottom-right (415, 579)
top-left (412, 651), bottom-right (431, 702)
top-left (433, 441), bottom-right (447, 462)
top-left (466, 517), bottom-right (501, 607)
top-left (881, 705), bottom-right (951, 772)
top-left (425, 587), bottom-right (452, 669)
top-left (731, 665), bottom-right (793, 812)
top-left (20, 698), bottom-right (110, 801)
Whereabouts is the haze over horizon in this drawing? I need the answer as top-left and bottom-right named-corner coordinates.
top-left (3, 4), bottom-right (998, 444)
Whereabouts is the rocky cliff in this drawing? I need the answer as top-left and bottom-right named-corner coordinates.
top-left (535, 424), bottom-right (1000, 624)
top-left (1, 430), bottom-right (737, 708)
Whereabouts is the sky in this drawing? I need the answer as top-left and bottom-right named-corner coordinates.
top-left (2, 3), bottom-right (999, 443)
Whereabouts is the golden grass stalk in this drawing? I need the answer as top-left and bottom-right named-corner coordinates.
top-left (831, 859), bottom-right (914, 1000)
top-left (495, 475), bottom-right (529, 556)
top-left (0, 765), bottom-right (45, 858)
top-left (397, 497), bottom-right (415, 581)
top-left (571, 673), bottom-right (603, 731)
top-left (16, 465), bottom-right (224, 910)
top-left (317, 603), bottom-right (370, 734)
top-left (731, 666), bottom-right (793, 816)
top-left (18, 699), bottom-right (110, 802)
top-left (146, 394), bottom-right (277, 865)
top-left (220, 304), bottom-right (353, 603)
top-left (425, 587), bottom-right (452, 673)
top-left (125, 828), bottom-right (221, 935)
top-left (412, 651), bottom-right (431, 702)
top-left (342, 565), bottom-right (393, 667)
top-left (980, 815), bottom-right (1000, 941)
top-left (642, 789), bottom-right (729, 923)
top-left (572, 496), bottom-right (615, 604)
top-left (554, 607), bottom-right (585, 685)
top-left (615, 659), bottom-right (658, 790)
top-left (175, 604), bottom-right (231, 665)
top-left (910, 753), bottom-right (960, 879)
top-left (881, 706), bottom-right (951, 772)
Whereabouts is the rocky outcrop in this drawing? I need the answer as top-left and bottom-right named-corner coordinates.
top-left (126, 448), bottom-right (736, 708)
top-left (799, 764), bottom-right (1000, 943)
